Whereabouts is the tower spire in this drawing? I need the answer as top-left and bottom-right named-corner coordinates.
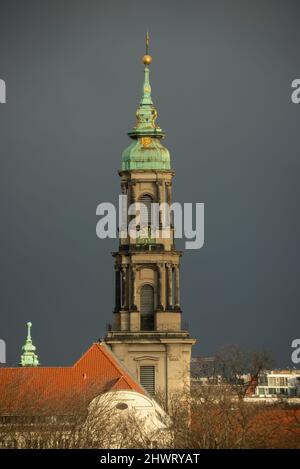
top-left (141, 31), bottom-right (153, 106)
top-left (126, 33), bottom-right (165, 141)
top-left (20, 322), bottom-right (40, 367)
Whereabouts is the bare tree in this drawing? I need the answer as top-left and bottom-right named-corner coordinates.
top-left (1, 346), bottom-right (299, 449)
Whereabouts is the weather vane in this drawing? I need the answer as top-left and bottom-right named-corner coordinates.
top-left (143, 31), bottom-right (152, 66)
top-left (146, 31), bottom-right (150, 55)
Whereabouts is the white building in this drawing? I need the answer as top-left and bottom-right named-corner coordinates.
top-left (256, 370), bottom-right (300, 397)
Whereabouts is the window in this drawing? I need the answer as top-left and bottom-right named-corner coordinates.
top-left (140, 284), bottom-right (154, 330)
top-left (140, 365), bottom-right (155, 396)
top-left (116, 402), bottom-right (128, 410)
top-left (139, 194), bottom-right (153, 227)
top-left (279, 377), bottom-right (287, 386)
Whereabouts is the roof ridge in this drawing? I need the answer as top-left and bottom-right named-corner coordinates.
top-left (72, 342), bottom-right (139, 392)
top-left (97, 343), bottom-right (143, 392)
top-left (96, 343), bottom-right (131, 385)
top-left (72, 343), bottom-right (99, 368)
top-left (0, 366), bottom-right (72, 371)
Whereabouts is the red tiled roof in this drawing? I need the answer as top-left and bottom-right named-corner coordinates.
top-left (0, 343), bottom-right (144, 416)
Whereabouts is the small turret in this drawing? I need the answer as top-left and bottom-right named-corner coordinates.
top-left (20, 322), bottom-right (40, 367)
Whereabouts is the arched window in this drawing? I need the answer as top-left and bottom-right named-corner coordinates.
top-left (140, 284), bottom-right (154, 330)
top-left (139, 194), bottom-right (153, 227)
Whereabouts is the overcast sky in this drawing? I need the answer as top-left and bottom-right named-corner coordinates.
top-left (0, 0), bottom-right (299, 367)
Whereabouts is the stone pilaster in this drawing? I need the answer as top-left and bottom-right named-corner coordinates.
top-left (157, 264), bottom-right (163, 310)
top-left (131, 264), bottom-right (137, 311)
top-left (167, 263), bottom-right (173, 309)
top-left (174, 265), bottom-right (180, 309)
top-left (115, 265), bottom-right (121, 311)
top-left (121, 265), bottom-right (126, 308)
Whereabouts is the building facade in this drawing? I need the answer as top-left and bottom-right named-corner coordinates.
top-left (256, 370), bottom-right (300, 398)
top-left (105, 36), bottom-right (196, 403)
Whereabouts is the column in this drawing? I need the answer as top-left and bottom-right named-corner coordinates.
top-left (156, 181), bottom-right (161, 228)
top-left (128, 265), bottom-right (132, 310)
top-left (127, 183), bottom-right (131, 216)
top-left (161, 180), bottom-right (165, 204)
top-left (167, 264), bottom-right (173, 309)
top-left (157, 264), bottom-right (163, 310)
top-left (174, 265), bottom-right (180, 309)
top-left (166, 182), bottom-right (172, 206)
top-left (129, 182), bottom-right (137, 240)
top-left (165, 183), bottom-right (172, 236)
top-left (121, 265), bottom-right (126, 308)
top-left (131, 181), bottom-right (137, 204)
top-left (115, 265), bottom-right (121, 311)
top-left (156, 181), bottom-right (160, 203)
top-left (120, 183), bottom-right (128, 239)
top-left (131, 264), bottom-right (137, 311)
top-left (125, 264), bottom-right (129, 309)
top-left (158, 180), bottom-right (164, 225)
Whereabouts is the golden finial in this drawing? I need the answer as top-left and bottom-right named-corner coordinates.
top-left (143, 31), bottom-right (152, 65)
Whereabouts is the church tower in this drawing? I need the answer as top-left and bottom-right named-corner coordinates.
top-left (105, 35), bottom-right (196, 403)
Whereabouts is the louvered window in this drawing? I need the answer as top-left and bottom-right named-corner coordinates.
top-left (139, 194), bottom-right (153, 227)
top-left (140, 284), bottom-right (154, 330)
top-left (140, 365), bottom-right (155, 396)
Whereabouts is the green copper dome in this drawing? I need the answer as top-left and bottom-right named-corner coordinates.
top-left (121, 34), bottom-right (171, 172)
top-left (122, 138), bottom-right (170, 171)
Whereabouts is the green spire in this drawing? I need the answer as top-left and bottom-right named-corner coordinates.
top-left (122, 33), bottom-right (170, 171)
top-left (20, 322), bottom-right (40, 367)
top-left (140, 61), bottom-right (152, 106)
top-left (140, 32), bottom-right (153, 107)
top-left (127, 32), bottom-right (165, 140)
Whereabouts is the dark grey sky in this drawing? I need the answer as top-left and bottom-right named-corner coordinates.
top-left (0, 0), bottom-right (299, 367)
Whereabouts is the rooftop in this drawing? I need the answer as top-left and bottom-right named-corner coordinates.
top-left (0, 343), bottom-right (144, 416)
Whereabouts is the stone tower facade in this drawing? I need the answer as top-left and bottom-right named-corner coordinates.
top-left (105, 36), bottom-right (196, 403)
